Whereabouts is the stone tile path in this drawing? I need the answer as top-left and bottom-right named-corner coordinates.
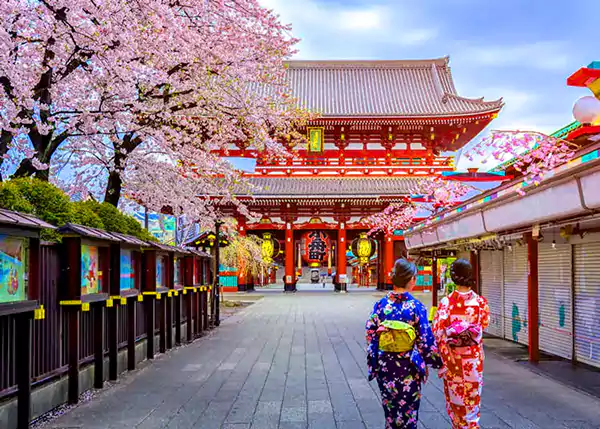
top-left (42, 292), bottom-right (600, 429)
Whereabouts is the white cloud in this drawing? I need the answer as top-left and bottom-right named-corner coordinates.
top-left (260, 0), bottom-right (438, 59)
top-left (338, 9), bottom-right (386, 31)
top-left (454, 41), bottom-right (572, 71)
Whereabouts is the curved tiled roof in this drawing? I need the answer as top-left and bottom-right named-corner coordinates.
top-left (283, 57), bottom-right (503, 117)
top-left (247, 177), bottom-right (420, 197)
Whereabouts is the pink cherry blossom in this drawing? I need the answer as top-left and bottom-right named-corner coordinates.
top-left (2, 0), bottom-right (310, 225)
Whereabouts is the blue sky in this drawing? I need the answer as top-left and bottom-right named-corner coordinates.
top-left (229, 0), bottom-right (598, 172)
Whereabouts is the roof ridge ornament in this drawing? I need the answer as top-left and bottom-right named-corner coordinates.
top-left (430, 63), bottom-right (448, 104)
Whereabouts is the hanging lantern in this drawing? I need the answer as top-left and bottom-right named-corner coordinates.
top-left (261, 233), bottom-right (280, 263)
top-left (351, 233), bottom-right (376, 266)
top-left (301, 231), bottom-right (331, 268)
top-left (573, 95), bottom-right (600, 124)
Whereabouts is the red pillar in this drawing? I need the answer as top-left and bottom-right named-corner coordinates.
top-left (527, 233), bottom-right (540, 363)
top-left (432, 253), bottom-right (438, 307)
top-left (285, 222), bottom-right (294, 291)
top-left (384, 234), bottom-right (394, 290)
top-left (337, 222), bottom-right (347, 286)
top-left (237, 220), bottom-right (247, 291)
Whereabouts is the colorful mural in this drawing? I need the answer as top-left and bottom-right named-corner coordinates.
top-left (174, 257), bottom-right (182, 286)
top-left (133, 212), bottom-right (176, 245)
top-left (156, 256), bottom-right (165, 288)
top-left (120, 249), bottom-right (135, 290)
top-left (0, 235), bottom-right (28, 303)
top-left (81, 245), bottom-right (101, 295)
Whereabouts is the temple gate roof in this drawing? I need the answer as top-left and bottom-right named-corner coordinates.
top-left (284, 57), bottom-right (503, 117)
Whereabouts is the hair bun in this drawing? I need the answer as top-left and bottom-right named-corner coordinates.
top-left (449, 259), bottom-right (474, 287)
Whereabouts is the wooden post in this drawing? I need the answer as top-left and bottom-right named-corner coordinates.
top-left (166, 253), bottom-right (174, 350)
top-left (127, 297), bottom-right (136, 371)
top-left (93, 302), bottom-right (104, 389)
top-left (174, 294), bottom-right (182, 346)
top-left (527, 233), bottom-right (540, 363)
top-left (470, 250), bottom-right (480, 295)
top-left (159, 297), bottom-right (166, 354)
top-left (184, 255), bottom-right (194, 342)
top-left (432, 253), bottom-right (438, 308)
top-left (202, 288), bottom-right (209, 332)
top-left (195, 257), bottom-right (202, 335)
top-left (67, 308), bottom-right (80, 404)
top-left (108, 243), bottom-right (120, 381)
top-left (146, 298), bottom-right (155, 360)
top-left (16, 311), bottom-right (33, 429)
top-left (142, 250), bottom-right (157, 360)
top-left (61, 236), bottom-right (82, 405)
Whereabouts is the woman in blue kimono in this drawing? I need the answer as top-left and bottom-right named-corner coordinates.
top-left (366, 258), bottom-right (443, 429)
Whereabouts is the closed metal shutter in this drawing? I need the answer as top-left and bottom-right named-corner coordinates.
top-left (573, 243), bottom-right (600, 368)
top-left (503, 245), bottom-right (529, 344)
top-left (480, 250), bottom-right (504, 337)
top-left (538, 243), bottom-right (573, 359)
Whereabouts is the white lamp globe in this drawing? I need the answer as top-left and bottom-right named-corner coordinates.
top-left (573, 96), bottom-right (600, 124)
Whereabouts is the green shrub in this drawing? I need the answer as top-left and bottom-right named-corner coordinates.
top-left (0, 178), bottom-right (156, 242)
top-left (0, 181), bottom-right (34, 214)
top-left (9, 178), bottom-right (72, 227)
top-left (70, 201), bottom-right (104, 229)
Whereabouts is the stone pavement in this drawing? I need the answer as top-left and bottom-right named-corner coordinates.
top-left (42, 292), bottom-right (600, 429)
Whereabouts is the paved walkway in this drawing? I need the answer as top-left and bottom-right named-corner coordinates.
top-left (43, 293), bottom-right (600, 429)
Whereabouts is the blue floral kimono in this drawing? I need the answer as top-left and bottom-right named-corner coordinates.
top-left (366, 291), bottom-right (442, 429)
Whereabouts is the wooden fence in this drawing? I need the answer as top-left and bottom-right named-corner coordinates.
top-left (0, 244), bottom-right (212, 428)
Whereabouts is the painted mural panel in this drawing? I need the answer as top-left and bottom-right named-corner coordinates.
top-left (0, 235), bottom-right (28, 303)
top-left (81, 245), bottom-right (101, 295)
top-left (120, 249), bottom-right (135, 290)
top-left (174, 257), bottom-right (182, 286)
top-left (156, 255), bottom-right (165, 288)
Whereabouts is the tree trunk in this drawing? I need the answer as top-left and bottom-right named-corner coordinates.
top-left (12, 158), bottom-right (50, 181)
top-left (104, 170), bottom-right (122, 207)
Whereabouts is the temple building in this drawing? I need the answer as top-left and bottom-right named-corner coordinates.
top-left (224, 57), bottom-right (504, 290)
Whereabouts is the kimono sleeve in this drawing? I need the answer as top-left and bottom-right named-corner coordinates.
top-left (415, 303), bottom-right (443, 369)
top-left (365, 300), bottom-right (382, 381)
top-left (480, 296), bottom-right (491, 331)
top-left (433, 297), bottom-right (451, 359)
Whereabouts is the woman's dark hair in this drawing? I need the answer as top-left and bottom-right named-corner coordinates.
top-left (450, 259), bottom-right (475, 287)
top-left (391, 258), bottom-right (417, 289)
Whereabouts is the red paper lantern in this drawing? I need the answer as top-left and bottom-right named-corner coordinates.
top-left (301, 231), bottom-right (331, 268)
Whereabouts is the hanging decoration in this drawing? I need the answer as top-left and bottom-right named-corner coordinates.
top-left (351, 233), bottom-right (376, 266)
top-left (301, 231), bottom-right (331, 267)
top-left (261, 233), bottom-right (280, 263)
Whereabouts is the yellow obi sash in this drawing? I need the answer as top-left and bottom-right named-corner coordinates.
top-left (378, 320), bottom-right (417, 353)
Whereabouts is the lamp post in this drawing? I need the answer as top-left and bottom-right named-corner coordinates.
top-left (213, 220), bottom-right (224, 327)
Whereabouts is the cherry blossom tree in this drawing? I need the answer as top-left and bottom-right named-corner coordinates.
top-left (366, 201), bottom-right (418, 235)
top-left (463, 130), bottom-right (576, 193)
top-left (366, 178), bottom-right (473, 235)
top-left (2, 0), bottom-right (310, 221)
